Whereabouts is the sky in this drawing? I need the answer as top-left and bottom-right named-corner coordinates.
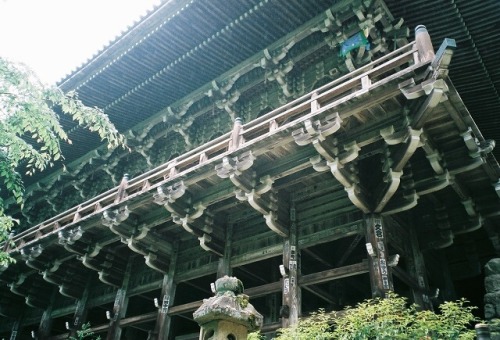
top-left (0, 0), bottom-right (161, 84)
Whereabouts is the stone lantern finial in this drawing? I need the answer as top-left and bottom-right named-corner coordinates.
top-left (193, 275), bottom-right (263, 340)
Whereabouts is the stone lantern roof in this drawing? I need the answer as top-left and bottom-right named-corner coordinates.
top-left (193, 276), bottom-right (263, 332)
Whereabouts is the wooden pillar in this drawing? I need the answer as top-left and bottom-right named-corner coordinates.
top-left (267, 258), bottom-right (280, 324)
top-left (435, 250), bottom-right (456, 301)
top-left (38, 288), bottom-right (57, 339)
top-left (106, 257), bottom-right (134, 340)
top-left (217, 224), bottom-right (233, 278)
top-left (281, 204), bottom-right (300, 328)
top-left (149, 247), bottom-right (178, 340)
top-left (69, 278), bottom-right (92, 338)
top-left (9, 313), bottom-right (23, 340)
top-left (407, 222), bottom-right (433, 310)
top-left (365, 215), bottom-right (393, 298)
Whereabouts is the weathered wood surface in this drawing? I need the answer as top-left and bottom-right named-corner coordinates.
top-left (6, 40), bottom-right (426, 253)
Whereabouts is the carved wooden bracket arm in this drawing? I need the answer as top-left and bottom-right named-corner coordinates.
top-left (216, 151), bottom-right (288, 237)
top-left (154, 181), bottom-right (223, 256)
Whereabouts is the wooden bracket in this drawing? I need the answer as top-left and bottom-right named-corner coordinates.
top-left (292, 112), bottom-right (342, 147)
top-left (102, 206), bottom-right (130, 227)
top-left (217, 153), bottom-right (288, 237)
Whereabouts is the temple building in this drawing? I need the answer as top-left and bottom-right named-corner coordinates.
top-left (1, 0), bottom-right (500, 339)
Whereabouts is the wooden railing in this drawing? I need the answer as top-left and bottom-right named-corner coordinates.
top-left (8, 39), bottom-right (431, 251)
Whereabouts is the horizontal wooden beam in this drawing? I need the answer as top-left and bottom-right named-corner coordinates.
top-left (120, 311), bottom-right (157, 327)
top-left (246, 281), bottom-right (282, 298)
top-left (300, 261), bottom-right (369, 286)
top-left (302, 285), bottom-right (335, 304)
top-left (392, 266), bottom-right (419, 290)
top-left (168, 300), bottom-right (202, 316)
top-left (262, 322), bottom-right (282, 333)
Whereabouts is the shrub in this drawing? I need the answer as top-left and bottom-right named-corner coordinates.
top-left (272, 293), bottom-right (478, 340)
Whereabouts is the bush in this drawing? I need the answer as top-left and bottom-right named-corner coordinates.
top-left (273, 293), bottom-right (478, 340)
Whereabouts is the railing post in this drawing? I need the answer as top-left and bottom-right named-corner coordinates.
top-left (415, 25), bottom-right (435, 63)
top-left (229, 117), bottom-right (244, 151)
top-left (311, 92), bottom-right (320, 113)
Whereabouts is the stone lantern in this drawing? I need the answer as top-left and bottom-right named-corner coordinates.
top-left (193, 276), bottom-right (263, 340)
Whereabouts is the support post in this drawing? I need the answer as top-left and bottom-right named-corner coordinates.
top-left (281, 203), bottom-right (300, 328)
top-left (38, 288), bottom-right (57, 339)
top-left (106, 257), bottom-right (133, 340)
top-left (407, 222), bottom-right (433, 310)
top-left (9, 313), bottom-right (23, 340)
top-left (435, 251), bottom-right (455, 302)
top-left (365, 215), bottom-right (393, 297)
top-left (149, 247), bottom-right (178, 340)
top-left (217, 224), bottom-right (233, 278)
top-left (69, 277), bottom-right (92, 338)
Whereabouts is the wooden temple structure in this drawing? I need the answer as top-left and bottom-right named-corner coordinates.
top-left (1, 0), bottom-right (500, 339)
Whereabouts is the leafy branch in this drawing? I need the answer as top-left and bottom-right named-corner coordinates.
top-left (0, 57), bottom-right (127, 266)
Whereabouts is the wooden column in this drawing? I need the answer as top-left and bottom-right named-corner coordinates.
top-left (217, 224), bottom-right (233, 278)
top-left (38, 288), bottom-right (57, 339)
top-left (407, 222), bottom-right (433, 310)
top-left (106, 257), bottom-right (134, 340)
top-left (365, 215), bottom-right (393, 297)
top-left (281, 204), bottom-right (300, 328)
top-left (149, 247), bottom-right (178, 340)
top-left (69, 278), bottom-right (92, 338)
top-left (9, 313), bottom-right (23, 340)
top-left (436, 251), bottom-right (456, 302)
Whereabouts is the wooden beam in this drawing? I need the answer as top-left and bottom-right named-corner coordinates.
top-left (302, 285), bottom-right (335, 304)
top-left (300, 261), bottom-right (369, 286)
top-left (168, 300), bottom-right (202, 316)
top-left (335, 234), bottom-right (363, 267)
top-left (235, 266), bottom-right (269, 285)
top-left (392, 267), bottom-right (419, 290)
top-left (246, 281), bottom-right (282, 298)
top-left (302, 248), bottom-right (332, 268)
top-left (120, 312), bottom-right (157, 327)
top-left (262, 322), bottom-right (282, 333)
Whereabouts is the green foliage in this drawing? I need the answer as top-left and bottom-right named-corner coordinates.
top-left (0, 57), bottom-right (126, 265)
top-left (248, 331), bottom-right (266, 340)
top-left (274, 293), bottom-right (478, 340)
top-left (69, 323), bottom-right (101, 340)
top-left (275, 309), bottom-right (334, 340)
